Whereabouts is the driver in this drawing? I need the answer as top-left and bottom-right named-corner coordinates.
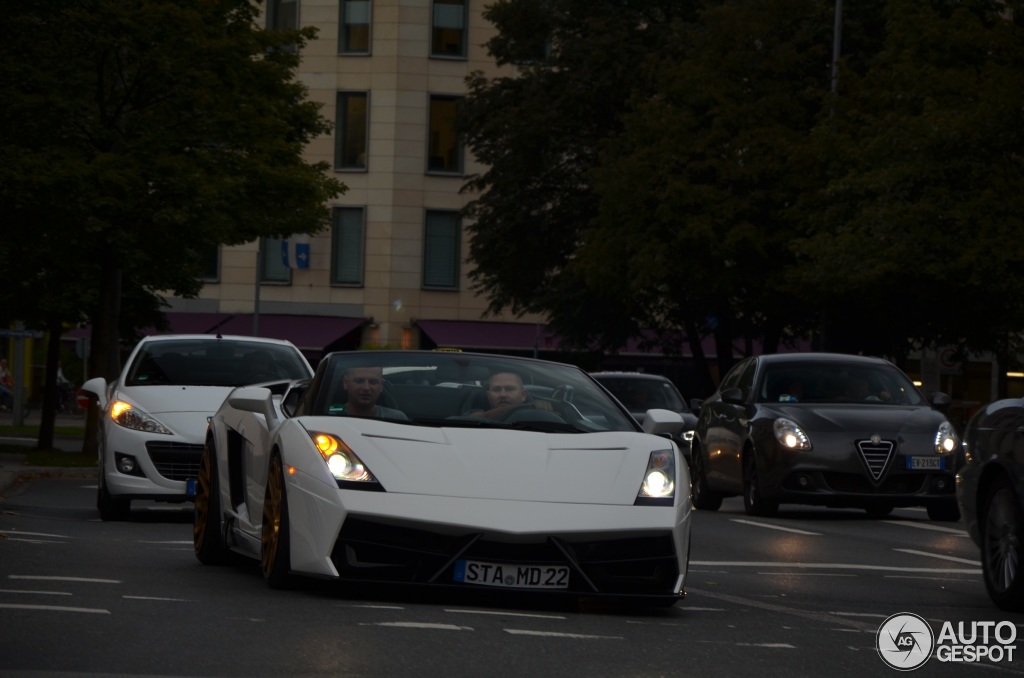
top-left (469, 371), bottom-right (553, 419)
top-left (339, 367), bottom-right (408, 419)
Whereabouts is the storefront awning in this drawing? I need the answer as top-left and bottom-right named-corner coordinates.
top-left (416, 320), bottom-right (561, 351)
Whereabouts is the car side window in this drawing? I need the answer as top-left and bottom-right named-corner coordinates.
top-left (719, 358), bottom-right (753, 394)
top-left (735, 360), bottom-right (757, 400)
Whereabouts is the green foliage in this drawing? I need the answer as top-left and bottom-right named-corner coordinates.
top-left (462, 0), bottom-right (1024, 372)
top-left (0, 0), bottom-right (345, 339)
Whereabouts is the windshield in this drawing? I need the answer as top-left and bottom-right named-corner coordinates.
top-left (305, 352), bottom-right (638, 432)
top-left (759, 362), bottom-right (925, 406)
top-left (125, 339), bottom-right (312, 387)
top-left (594, 376), bottom-right (687, 413)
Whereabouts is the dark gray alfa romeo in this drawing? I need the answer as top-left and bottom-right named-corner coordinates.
top-left (690, 353), bottom-right (961, 521)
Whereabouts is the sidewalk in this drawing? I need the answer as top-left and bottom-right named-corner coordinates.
top-left (0, 410), bottom-right (95, 497)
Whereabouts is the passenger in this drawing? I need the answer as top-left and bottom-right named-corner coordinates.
top-left (339, 367), bottom-right (408, 419)
top-left (781, 380), bottom-right (804, 402)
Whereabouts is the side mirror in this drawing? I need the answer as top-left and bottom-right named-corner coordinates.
top-left (642, 408), bottom-right (685, 437)
top-left (720, 387), bottom-right (744, 405)
top-left (930, 391), bottom-right (952, 410)
top-left (227, 386), bottom-right (277, 422)
top-left (80, 377), bottom-right (108, 406)
top-left (690, 398), bottom-right (704, 412)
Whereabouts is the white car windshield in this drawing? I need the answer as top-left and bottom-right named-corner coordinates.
top-left (306, 352), bottom-right (639, 432)
top-left (125, 339), bottom-right (311, 387)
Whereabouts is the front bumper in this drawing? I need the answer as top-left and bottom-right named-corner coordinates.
top-left (101, 424), bottom-right (203, 501)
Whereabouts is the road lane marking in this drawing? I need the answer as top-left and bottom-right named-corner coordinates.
top-left (0, 589), bottom-right (72, 596)
top-left (123, 595), bottom-right (191, 602)
top-left (737, 643), bottom-right (796, 648)
top-left (690, 561), bottom-right (979, 574)
top-left (0, 530), bottom-right (71, 539)
top-left (445, 609), bottom-right (566, 619)
top-left (9, 575), bottom-right (121, 584)
top-left (364, 622), bottom-right (472, 631)
top-left (881, 520), bottom-right (967, 535)
top-left (504, 629), bottom-right (623, 639)
top-left (892, 548), bottom-right (980, 565)
top-left (0, 603), bottom-right (109, 614)
top-left (730, 519), bottom-right (821, 535)
top-left (757, 572), bottom-right (856, 577)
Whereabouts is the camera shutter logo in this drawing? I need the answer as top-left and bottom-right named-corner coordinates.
top-left (877, 612), bottom-right (934, 671)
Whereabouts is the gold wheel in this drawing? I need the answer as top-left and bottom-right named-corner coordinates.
top-left (193, 448), bottom-right (212, 549)
top-left (261, 454), bottom-right (290, 587)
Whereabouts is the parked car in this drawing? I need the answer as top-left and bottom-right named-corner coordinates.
top-left (194, 350), bottom-right (692, 606)
top-left (958, 398), bottom-right (1024, 611)
top-left (690, 352), bottom-right (961, 520)
top-left (591, 372), bottom-right (698, 459)
top-left (81, 334), bottom-right (314, 520)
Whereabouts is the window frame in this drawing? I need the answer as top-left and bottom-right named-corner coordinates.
top-left (259, 237), bottom-right (292, 284)
top-left (422, 209), bottom-right (461, 291)
top-left (430, 0), bottom-right (467, 59)
top-left (335, 91), bottom-right (369, 171)
top-left (338, 0), bottom-right (372, 55)
top-left (331, 206), bottom-right (366, 287)
top-left (426, 94), bottom-right (463, 175)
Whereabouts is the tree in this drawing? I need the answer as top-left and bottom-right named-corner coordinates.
top-left (0, 0), bottom-right (344, 450)
top-left (794, 0), bottom-right (1024, 367)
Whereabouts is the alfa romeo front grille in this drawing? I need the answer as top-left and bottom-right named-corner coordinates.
top-left (856, 439), bottom-right (895, 482)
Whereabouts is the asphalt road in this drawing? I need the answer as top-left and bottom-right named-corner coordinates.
top-left (2, 475), bottom-right (1021, 677)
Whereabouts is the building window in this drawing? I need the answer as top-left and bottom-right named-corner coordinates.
top-left (427, 95), bottom-right (462, 174)
top-left (339, 0), bottom-right (371, 54)
top-left (260, 237), bottom-right (290, 283)
top-left (331, 207), bottom-right (365, 286)
top-left (335, 92), bottom-right (368, 170)
top-left (423, 210), bottom-right (460, 290)
top-left (431, 0), bottom-right (466, 58)
top-left (266, 0), bottom-right (298, 30)
top-left (198, 244), bottom-right (220, 282)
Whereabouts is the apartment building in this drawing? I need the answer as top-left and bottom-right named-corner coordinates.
top-left (162, 0), bottom-right (551, 362)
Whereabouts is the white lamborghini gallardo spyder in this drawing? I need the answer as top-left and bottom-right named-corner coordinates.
top-left (194, 351), bottom-right (692, 606)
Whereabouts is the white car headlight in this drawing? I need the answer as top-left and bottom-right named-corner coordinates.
top-left (774, 418), bottom-right (811, 450)
top-left (636, 449), bottom-right (675, 505)
top-left (310, 432), bottom-right (379, 484)
top-left (934, 421), bottom-right (958, 455)
top-left (109, 400), bottom-right (172, 435)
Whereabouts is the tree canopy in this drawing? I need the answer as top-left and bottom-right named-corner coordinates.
top-left (0, 0), bottom-right (344, 446)
top-left (460, 0), bottom-right (1024, 389)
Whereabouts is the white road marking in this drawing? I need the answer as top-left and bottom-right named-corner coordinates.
top-left (123, 595), bottom-right (191, 602)
top-left (0, 589), bottom-right (72, 596)
top-left (829, 612), bottom-right (886, 618)
top-left (9, 575), bottom-right (121, 584)
top-left (737, 643), bottom-right (796, 648)
top-left (3, 538), bottom-right (65, 544)
top-left (690, 561), bottom-right (979, 574)
top-left (881, 520), bottom-right (967, 535)
top-left (365, 622), bottom-right (472, 631)
top-left (0, 603), bottom-right (109, 614)
top-left (504, 629), bottom-right (623, 640)
top-left (347, 604), bottom-right (405, 610)
top-left (137, 540), bottom-right (193, 545)
top-left (0, 530), bottom-right (71, 539)
top-left (445, 608), bottom-right (566, 619)
top-left (730, 519), bottom-right (821, 535)
top-left (757, 572), bottom-right (856, 577)
top-left (893, 548), bottom-right (980, 565)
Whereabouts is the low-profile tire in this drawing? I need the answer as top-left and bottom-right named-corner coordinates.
top-left (927, 500), bottom-right (961, 522)
top-left (262, 453), bottom-right (293, 589)
top-left (690, 443), bottom-right (722, 511)
top-left (743, 452), bottom-right (779, 518)
top-left (982, 478), bottom-right (1024, 612)
top-left (97, 467), bottom-right (130, 521)
top-left (194, 441), bottom-right (231, 565)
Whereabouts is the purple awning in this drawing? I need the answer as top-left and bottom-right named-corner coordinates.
top-left (416, 320), bottom-right (560, 351)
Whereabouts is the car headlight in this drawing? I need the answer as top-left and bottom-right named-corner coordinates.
top-left (635, 449), bottom-right (675, 506)
top-left (774, 418), bottom-right (811, 450)
top-left (310, 432), bottom-right (380, 485)
top-left (109, 400), bottom-right (172, 435)
top-left (935, 421), bottom-right (958, 455)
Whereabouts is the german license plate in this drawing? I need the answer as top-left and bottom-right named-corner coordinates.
top-left (453, 559), bottom-right (570, 589)
top-left (905, 456), bottom-right (945, 470)
top-left (186, 478), bottom-right (198, 497)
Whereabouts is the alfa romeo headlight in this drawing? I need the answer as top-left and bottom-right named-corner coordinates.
top-left (109, 401), bottom-right (172, 435)
top-left (774, 418), bottom-right (811, 450)
top-left (934, 421), bottom-right (958, 455)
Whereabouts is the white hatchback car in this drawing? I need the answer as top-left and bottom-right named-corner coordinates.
top-left (81, 334), bottom-right (313, 520)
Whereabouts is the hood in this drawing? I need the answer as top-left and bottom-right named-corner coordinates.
top-left (325, 422), bottom-right (665, 505)
top-left (759, 403), bottom-right (947, 437)
top-left (117, 385), bottom-right (236, 441)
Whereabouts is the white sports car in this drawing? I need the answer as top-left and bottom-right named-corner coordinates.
top-left (81, 334), bottom-right (314, 521)
top-left (194, 351), bottom-right (693, 606)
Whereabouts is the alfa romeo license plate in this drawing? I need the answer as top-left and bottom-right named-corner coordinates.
top-left (453, 559), bottom-right (570, 589)
top-left (905, 456), bottom-right (945, 470)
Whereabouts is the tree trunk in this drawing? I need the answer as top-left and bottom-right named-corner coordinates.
top-left (35, 317), bottom-right (63, 451)
top-left (82, 261), bottom-right (122, 456)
